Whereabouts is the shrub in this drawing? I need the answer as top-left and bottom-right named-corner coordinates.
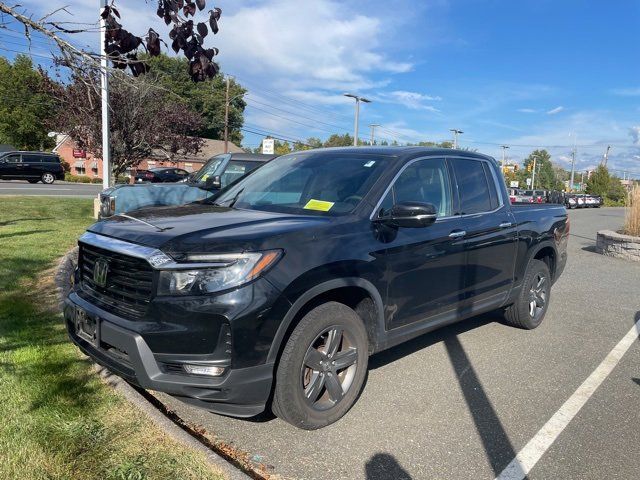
top-left (78, 176), bottom-right (91, 183)
top-left (115, 175), bottom-right (131, 184)
top-left (90, 178), bottom-right (103, 184)
top-left (624, 185), bottom-right (640, 237)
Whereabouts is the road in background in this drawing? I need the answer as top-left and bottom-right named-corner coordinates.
top-left (0, 180), bottom-right (102, 198)
top-left (157, 208), bottom-right (640, 479)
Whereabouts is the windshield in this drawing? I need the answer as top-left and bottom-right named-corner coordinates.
top-left (190, 154), bottom-right (230, 183)
top-left (210, 152), bottom-right (392, 215)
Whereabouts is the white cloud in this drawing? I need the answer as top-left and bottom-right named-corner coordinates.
top-left (611, 87), bottom-right (640, 96)
top-left (376, 90), bottom-right (441, 111)
top-left (629, 126), bottom-right (640, 144)
top-left (546, 106), bottom-right (564, 115)
top-left (517, 108), bottom-right (537, 113)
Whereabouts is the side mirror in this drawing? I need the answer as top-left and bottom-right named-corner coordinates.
top-left (205, 175), bottom-right (222, 190)
top-left (375, 202), bottom-right (438, 228)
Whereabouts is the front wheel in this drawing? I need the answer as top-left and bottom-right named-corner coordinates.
top-left (41, 172), bottom-right (55, 184)
top-left (503, 259), bottom-right (551, 329)
top-left (272, 302), bottom-right (369, 429)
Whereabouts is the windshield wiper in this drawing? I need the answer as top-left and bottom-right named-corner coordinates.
top-left (228, 188), bottom-right (244, 208)
top-left (114, 213), bottom-right (172, 232)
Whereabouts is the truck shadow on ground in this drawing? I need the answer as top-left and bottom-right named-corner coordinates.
top-left (370, 312), bottom-right (518, 477)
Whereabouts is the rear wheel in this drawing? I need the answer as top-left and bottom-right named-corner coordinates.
top-left (272, 302), bottom-right (369, 429)
top-left (503, 259), bottom-right (551, 329)
top-left (41, 172), bottom-right (55, 184)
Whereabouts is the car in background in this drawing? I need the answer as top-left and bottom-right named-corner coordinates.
top-left (135, 167), bottom-right (190, 183)
top-left (0, 151), bottom-right (65, 184)
top-left (533, 190), bottom-right (547, 203)
top-left (99, 153), bottom-right (277, 218)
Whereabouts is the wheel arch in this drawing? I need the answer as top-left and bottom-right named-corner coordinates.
top-left (266, 278), bottom-right (385, 364)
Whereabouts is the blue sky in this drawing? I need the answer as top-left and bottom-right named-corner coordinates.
top-left (2, 0), bottom-right (640, 177)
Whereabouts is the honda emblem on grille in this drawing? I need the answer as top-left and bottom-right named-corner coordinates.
top-left (93, 258), bottom-right (109, 287)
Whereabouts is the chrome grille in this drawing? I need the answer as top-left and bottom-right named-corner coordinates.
top-left (79, 243), bottom-right (154, 319)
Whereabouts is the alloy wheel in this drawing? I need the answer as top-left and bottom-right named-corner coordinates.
top-left (528, 273), bottom-right (547, 320)
top-left (42, 173), bottom-right (54, 184)
top-left (300, 326), bottom-right (358, 411)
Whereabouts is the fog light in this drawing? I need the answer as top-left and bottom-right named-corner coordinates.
top-left (183, 365), bottom-right (226, 376)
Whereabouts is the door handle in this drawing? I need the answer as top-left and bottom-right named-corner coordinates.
top-left (449, 230), bottom-right (466, 239)
top-left (499, 222), bottom-right (513, 228)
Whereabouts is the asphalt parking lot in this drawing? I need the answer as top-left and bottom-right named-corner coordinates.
top-left (0, 180), bottom-right (102, 198)
top-left (157, 207), bottom-right (640, 480)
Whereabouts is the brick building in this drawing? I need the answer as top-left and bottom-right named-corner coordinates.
top-left (52, 134), bottom-right (244, 179)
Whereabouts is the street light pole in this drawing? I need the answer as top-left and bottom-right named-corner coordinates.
top-left (100, 0), bottom-right (111, 189)
top-left (369, 124), bottom-right (381, 145)
top-left (450, 129), bottom-right (463, 149)
top-left (531, 155), bottom-right (538, 190)
top-left (344, 94), bottom-right (371, 146)
top-left (569, 133), bottom-right (577, 192)
top-left (501, 145), bottom-right (510, 166)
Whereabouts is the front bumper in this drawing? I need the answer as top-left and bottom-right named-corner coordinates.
top-left (64, 294), bottom-right (274, 418)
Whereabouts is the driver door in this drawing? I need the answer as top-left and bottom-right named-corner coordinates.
top-left (372, 157), bottom-right (467, 329)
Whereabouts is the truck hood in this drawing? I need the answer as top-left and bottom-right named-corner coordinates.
top-left (87, 203), bottom-right (330, 253)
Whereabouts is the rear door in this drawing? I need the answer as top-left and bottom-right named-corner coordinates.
top-left (450, 157), bottom-right (517, 306)
top-left (374, 157), bottom-right (468, 329)
top-left (20, 153), bottom-right (42, 178)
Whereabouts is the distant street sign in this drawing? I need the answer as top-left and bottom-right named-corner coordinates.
top-left (526, 177), bottom-right (532, 186)
top-left (510, 180), bottom-right (519, 188)
top-left (72, 149), bottom-right (86, 158)
top-left (262, 138), bottom-right (275, 155)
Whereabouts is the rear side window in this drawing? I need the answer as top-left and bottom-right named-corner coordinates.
top-left (4, 154), bottom-right (21, 163)
top-left (452, 159), bottom-right (493, 214)
top-left (482, 162), bottom-right (500, 210)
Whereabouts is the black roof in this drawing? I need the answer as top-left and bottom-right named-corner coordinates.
top-left (289, 146), bottom-right (496, 162)
top-left (221, 152), bottom-right (278, 162)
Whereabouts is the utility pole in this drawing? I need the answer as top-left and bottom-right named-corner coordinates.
top-left (500, 145), bottom-right (510, 166)
top-left (344, 94), bottom-right (371, 146)
top-left (369, 124), bottom-right (380, 145)
top-left (100, 0), bottom-right (111, 189)
top-left (450, 129), bottom-right (463, 149)
top-left (223, 76), bottom-right (230, 153)
top-left (569, 133), bottom-right (576, 192)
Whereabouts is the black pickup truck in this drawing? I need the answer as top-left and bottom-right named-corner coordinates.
top-left (64, 147), bottom-right (568, 429)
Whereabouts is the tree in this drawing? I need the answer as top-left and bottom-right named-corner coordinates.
top-left (44, 66), bottom-right (204, 178)
top-left (607, 176), bottom-right (627, 203)
top-left (1, 1), bottom-right (223, 82)
top-left (0, 55), bottom-right (56, 150)
top-left (522, 149), bottom-right (563, 190)
top-left (323, 133), bottom-right (354, 147)
top-left (586, 165), bottom-right (611, 197)
top-left (143, 54), bottom-right (245, 144)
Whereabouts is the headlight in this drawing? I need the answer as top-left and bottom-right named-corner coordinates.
top-left (157, 250), bottom-right (282, 296)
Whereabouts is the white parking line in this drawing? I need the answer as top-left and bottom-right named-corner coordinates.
top-left (496, 318), bottom-right (640, 480)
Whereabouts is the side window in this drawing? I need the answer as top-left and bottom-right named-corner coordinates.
top-left (5, 154), bottom-right (21, 163)
top-left (391, 158), bottom-right (452, 217)
top-left (482, 162), bottom-right (500, 210)
top-left (452, 159), bottom-right (493, 214)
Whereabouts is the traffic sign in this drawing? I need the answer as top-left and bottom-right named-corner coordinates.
top-left (262, 138), bottom-right (275, 155)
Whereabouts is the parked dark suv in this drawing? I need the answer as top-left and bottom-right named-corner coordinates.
top-left (64, 147), bottom-right (568, 429)
top-left (0, 151), bottom-right (65, 184)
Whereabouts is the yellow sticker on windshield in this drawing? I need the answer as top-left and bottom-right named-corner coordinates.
top-left (304, 199), bottom-right (335, 211)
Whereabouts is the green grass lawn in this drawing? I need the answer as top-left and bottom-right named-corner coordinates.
top-left (0, 197), bottom-right (225, 480)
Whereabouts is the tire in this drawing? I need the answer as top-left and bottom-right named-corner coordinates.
top-left (41, 172), bottom-right (55, 184)
top-left (28, 179), bottom-right (39, 184)
top-left (503, 259), bottom-right (551, 329)
top-left (272, 301), bottom-right (369, 429)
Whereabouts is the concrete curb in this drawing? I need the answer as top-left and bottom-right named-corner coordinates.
top-left (55, 250), bottom-right (251, 480)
